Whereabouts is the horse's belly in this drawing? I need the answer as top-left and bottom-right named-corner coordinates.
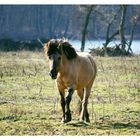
top-left (76, 76), bottom-right (92, 89)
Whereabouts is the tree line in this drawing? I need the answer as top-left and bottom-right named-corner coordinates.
top-left (0, 5), bottom-right (140, 55)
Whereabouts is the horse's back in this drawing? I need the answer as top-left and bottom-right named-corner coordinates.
top-left (77, 52), bottom-right (96, 73)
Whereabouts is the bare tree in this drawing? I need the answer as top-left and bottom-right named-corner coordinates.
top-left (95, 7), bottom-right (120, 49)
top-left (118, 5), bottom-right (140, 55)
top-left (127, 12), bottom-right (140, 53)
top-left (119, 5), bottom-right (127, 54)
top-left (81, 5), bottom-right (96, 52)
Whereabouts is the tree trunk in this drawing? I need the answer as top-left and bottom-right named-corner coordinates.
top-left (81, 5), bottom-right (94, 52)
top-left (127, 23), bottom-right (135, 54)
top-left (104, 28), bottom-right (119, 48)
top-left (103, 12), bottom-right (119, 52)
top-left (127, 16), bottom-right (139, 54)
top-left (119, 5), bottom-right (127, 53)
top-left (103, 23), bottom-right (111, 48)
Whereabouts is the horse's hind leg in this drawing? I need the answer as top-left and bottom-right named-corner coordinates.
top-left (85, 108), bottom-right (90, 122)
top-left (77, 88), bottom-right (84, 115)
top-left (77, 88), bottom-right (89, 122)
top-left (80, 85), bottom-right (92, 123)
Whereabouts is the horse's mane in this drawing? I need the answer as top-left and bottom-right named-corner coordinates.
top-left (60, 42), bottom-right (77, 60)
top-left (44, 39), bottom-right (61, 56)
top-left (44, 39), bottom-right (77, 60)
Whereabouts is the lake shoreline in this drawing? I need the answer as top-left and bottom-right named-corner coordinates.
top-left (70, 40), bottom-right (140, 54)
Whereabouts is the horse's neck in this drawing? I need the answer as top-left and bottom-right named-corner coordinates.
top-left (59, 55), bottom-right (70, 76)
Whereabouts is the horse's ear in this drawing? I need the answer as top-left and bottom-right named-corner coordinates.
top-left (60, 42), bottom-right (77, 60)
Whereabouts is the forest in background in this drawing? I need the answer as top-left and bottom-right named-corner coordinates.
top-left (0, 5), bottom-right (140, 40)
top-left (0, 5), bottom-right (140, 53)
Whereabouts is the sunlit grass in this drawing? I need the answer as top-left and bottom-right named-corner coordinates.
top-left (0, 51), bottom-right (140, 135)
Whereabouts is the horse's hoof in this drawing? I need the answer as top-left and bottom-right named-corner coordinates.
top-left (61, 118), bottom-right (66, 123)
top-left (85, 118), bottom-right (90, 123)
top-left (65, 113), bottom-right (72, 122)
top-left (61, 118), bottom-right (71, 123)
top-left (64, 117), bottom-right (71, 123)
top-left (65, 119), bottom-right (71, 123)
top-left (79, 118), bottom-right (84, 123)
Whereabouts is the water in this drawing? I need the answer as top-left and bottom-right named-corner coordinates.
top-left (70, 40), bottom-right (140, 54)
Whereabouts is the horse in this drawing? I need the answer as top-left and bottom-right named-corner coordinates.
top-left (44, 39), bottom-right (97, 123)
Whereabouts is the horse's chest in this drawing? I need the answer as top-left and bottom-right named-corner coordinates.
top-left (63, 77), bottom-right (72, 87)
top-left (57, 75), bottom-right (74, 89)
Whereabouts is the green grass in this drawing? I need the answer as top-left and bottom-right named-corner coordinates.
top-left (0, 51), bottom-right (140, 135)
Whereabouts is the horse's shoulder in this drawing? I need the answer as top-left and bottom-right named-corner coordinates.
top-left (77, 52), bottom-right (96, 68)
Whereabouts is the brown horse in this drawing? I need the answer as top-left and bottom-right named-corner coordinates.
top-left (44, 39), bottom-right (97, 123)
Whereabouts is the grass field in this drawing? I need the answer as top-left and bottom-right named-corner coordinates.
top-left (0, 51), bottom-right (140, 135)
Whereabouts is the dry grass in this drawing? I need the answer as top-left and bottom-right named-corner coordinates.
top-left (0, 51), bottom-right (140, 135)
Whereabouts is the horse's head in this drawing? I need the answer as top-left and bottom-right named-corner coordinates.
top-left (44, 38), bottom-right (77, 79)
top-left (44, 39), bottom-right (62, 79)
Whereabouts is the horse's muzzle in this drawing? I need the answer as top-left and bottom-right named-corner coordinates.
top-left (49, 69), bottom-right (57, 79)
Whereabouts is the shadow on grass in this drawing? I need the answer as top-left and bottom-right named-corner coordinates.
top-left (66, 121), bottom-right (89, 128)
top-left (66, 120), bottom-right (140, 130)
top-left (112, 122), bottom-right (140, 129)
top-left (96, 122), bottom-right (140, 130)
top-left (0, 115), bottom-right (19, 121)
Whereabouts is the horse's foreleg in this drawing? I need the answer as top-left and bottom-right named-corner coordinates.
top-left (59, 91), bottom-right (65, 123)
top-left (65, 88), bottom-right (74, 122)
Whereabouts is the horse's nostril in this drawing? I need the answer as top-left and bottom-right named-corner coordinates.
top-left (49, 72), bottom-right (52, 77)
top-left (49, 69), bottom-right (57, 79)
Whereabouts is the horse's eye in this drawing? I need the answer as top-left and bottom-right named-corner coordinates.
top-left (48, 56), bottom-right (51, 59)
top-left (58, 56), bottom-right (61, 60)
